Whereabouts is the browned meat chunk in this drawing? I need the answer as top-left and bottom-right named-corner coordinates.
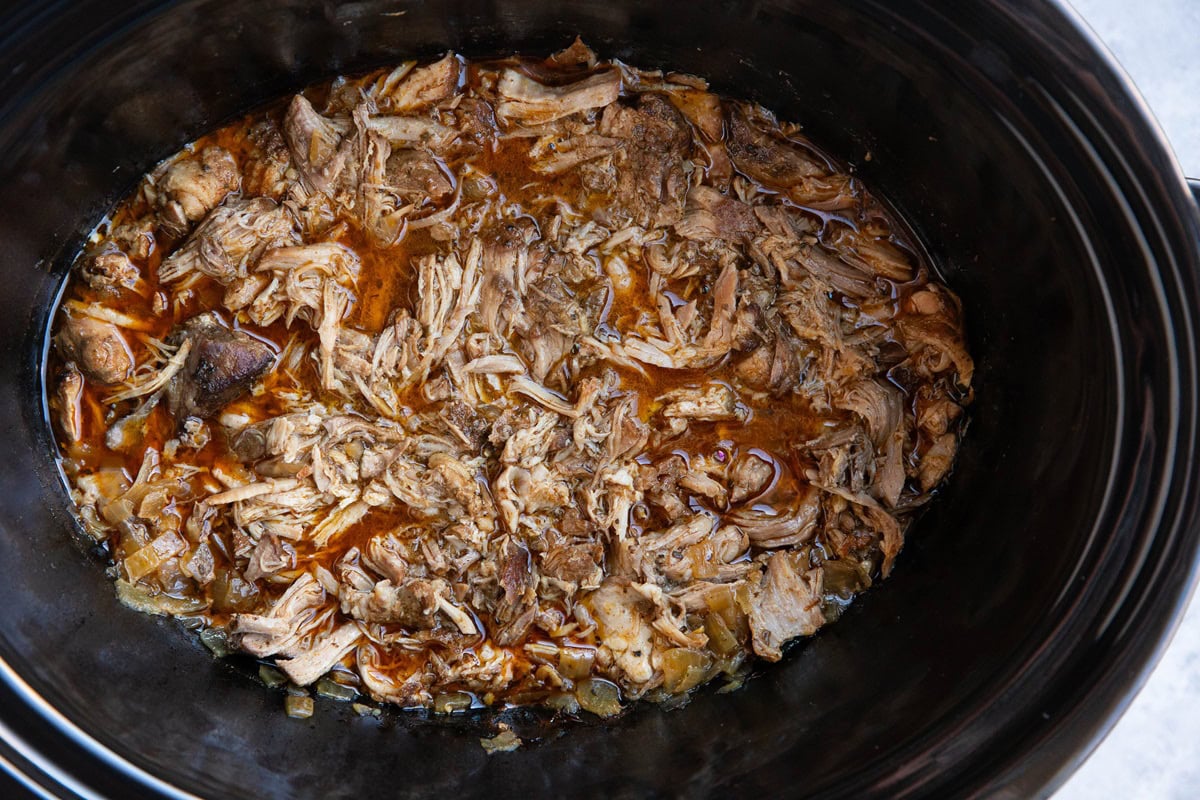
top-left (637, 455), bottom-right (690, 519)
top-left (726, 104), bottom-right (826, 189)
top-left (544, 134), bottom-right (624, 176)
top-left (674, 185), bottom-right (761, 242)
top-left (111, 216), bottom-right (156, 261)
top-left (809, 425), bottom-right (876, 494)
top-left (155, 146), bottom-right (240, 237)
top-left (451, 96), bottom-right (498, 147)
top-left (80, 247), bottom-right (140, 292)
top-left (242, 119), bottom-right (293, 199)
top-left (492, 541), bottom-right (537, 644)
top-left (165, 314), bottom-right (275, 420)
top-left (542, 543), bottom-right (603, 589)
top-left (729, 453), bottom-right (775, 504)
top-left (919, 432), bottom-right (958, 492)
top-left (230, 572), bottom-right (325, 657)
top-left (378, 53), bottom-right (461, 112)
top-left (734, 333), bottom-right (801, 395)
top-left (898, 287), bottom-right (975, 387)
top-left (499, 541), bottom-right (533, 605)
top-left (363, 534), bottom-right (409, 584)
top-left (729, 480), bottom-right (821, 548)
top-left (385, 149), bottom-right (453, 201)
top-left (792, 242), bottom-right (878, 299)
top-left (835, 379), bottom-right (903, 446)
top-left (56, 313), bottom-right (133, 385)
top-left (344, 578), bottom-right (441, 627)
top-left (440, 400), bottom-right (491, 451)
top-left (824, 225), bottom-right (914, 282)
top-left (596, 92), bottom-right (693, 226)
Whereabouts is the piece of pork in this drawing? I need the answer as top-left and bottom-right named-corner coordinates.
top-left (658, 383), bottom-right (749, 424)
top-left (154, 146), bottom-right (240, 238)
top-left (493, 540), bottom-right (538, 645)
top-left (541, 543), bottom-right (603, 594)
top-left (345, 575), bottom-right (478, 636)
top-left (583, 580), bottom-right (656, 685)
top-left (898, 287), bottom-right (975, 388)
top-left (728, 480), bottom-right (821, 548)
top-left (157, 196), bottom-right (297, 284)
top-left (734, 333), bottom-right (801, 395)
top-left (363, 115), bottom-right (458, 150)
top-left (111, 216), bottom-right (156, 262)
top-left (674, 185), bottom-right (760, 243)
top-left (342, 576), bottom-right (443, 628)
top-left (624, 260), bottom-right (749, 370)
top-left (283, 95), bottom-right (354, 197)
top-left (748, 553), bottom-right (825, 661)
top-left (165, 313), bottom-right (275, 420)
top-left (545, 37), bottom-right (599, 71)
top-left (376, 53), bottom-right (461, 112)
top-left (835, 379), bottom-right (903, 447)
top-left (275, 621), bottom-right (363, 686)
top-left (80, 247), bottom-right (140, 292)
top-left (660, 524), bottom-right (749, 584)
top-left (807, 425), bottom-right (877, 495)
top-left (919, 432), bottom-right (958, 492)
top-left (595, 92), bottom-right (693, 227)
top-left (668, 88), bottom-right (723, 142)
top-left (56, 313), bottom-right (133, 385)
top-left (824, 225), bottom-right (914, 282)
top-left (363, 533), bottom-right (409, 584)
top-left (755, 205), bottom-right (819, 239)
top-left (384, 149), bottom-right (454, 201)
top-left (230, 572), bottom-right (327, 657)
top-left (496, 68), bottom-right (621, 125)
top-left (729, 452), bottom-right (776, 504)
top-left (761, 235), bottom-right (879, 300)
top-left (356, 132), bottom-right (408, 246)
top-left (726, 104), bottom-right (826, 190)
top-left (528, 132), bottom-right (622, 175)
top-left (244, 534), bottom-right (296, 583)
top-left (55, 363), bottom-right (85, 443)
top-left (242, 118), bottom-right (294, 199)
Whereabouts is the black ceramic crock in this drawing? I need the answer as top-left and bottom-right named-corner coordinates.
top-left (0, 1), bottom-right (1197, 798)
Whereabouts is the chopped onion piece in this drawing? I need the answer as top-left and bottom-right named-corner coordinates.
top-left (285, 694), bottom-right (314, 719)
top-left (124, 529), bottom-right (186, 581)
top-left (575, 678), bottom-right (623, 718)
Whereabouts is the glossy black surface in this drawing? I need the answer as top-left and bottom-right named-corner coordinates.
top-left (0, 1), bottom-right (1198, 798)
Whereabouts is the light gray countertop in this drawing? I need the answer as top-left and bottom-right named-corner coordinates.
top-left (1055, 2), bottom-right (1200, 798)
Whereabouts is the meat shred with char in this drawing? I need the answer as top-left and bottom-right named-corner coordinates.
top-left (48, 41), bottom-right (973, 717)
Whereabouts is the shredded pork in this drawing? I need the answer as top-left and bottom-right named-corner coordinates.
top-left (49, 41), bottom-right (972, 717)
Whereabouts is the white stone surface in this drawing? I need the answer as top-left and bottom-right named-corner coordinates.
top-left (1056, 2), bottom-right (1200, 798)
top-left (1070, 0), bottom-right (1200, 179)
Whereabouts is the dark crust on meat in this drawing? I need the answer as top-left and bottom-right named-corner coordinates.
top-left (166, 314), bottom-right (275, 420)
